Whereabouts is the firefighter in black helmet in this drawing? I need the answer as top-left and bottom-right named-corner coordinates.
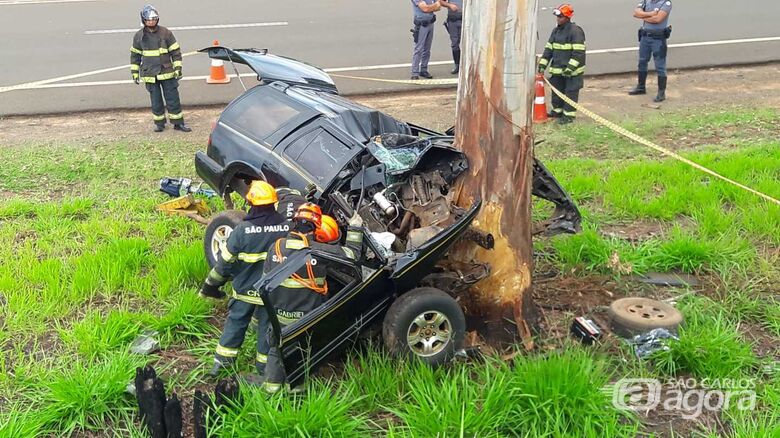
top-left (200, 180), bottom-right (292, 377)
top-left (131, 5), bottom-right (191, 132)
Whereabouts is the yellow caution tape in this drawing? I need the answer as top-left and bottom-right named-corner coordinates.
top-left (544, 77), bottom-right (780, 206)
top-left (329, 73), bottom-right (458, 86)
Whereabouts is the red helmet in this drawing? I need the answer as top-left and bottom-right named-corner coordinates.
top-left (293, 203), bottom-right (322, 228)
top-left (553, 4), bottom-right (574, 18)
top-left (315, 215), bottom-right (341, 243)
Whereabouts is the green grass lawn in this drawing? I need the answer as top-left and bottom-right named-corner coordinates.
top-left (0, 107), bottom-right (778, 437)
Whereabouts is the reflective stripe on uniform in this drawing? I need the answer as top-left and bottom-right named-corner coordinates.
top-left (153, 114), bottom-right (166, 121)
top-left (142, 76), bottom-right (157, 83)
top-left (568, 58), bottom-right (580, 67)
top-left (548, 67), bottom-right (564, 74)
top-left (552, 43), bottom-right (572, 50)
top-left (256, 353), bottom-right (268, 364)
top-left (569, 66), bottom-right (586, 76)
top-left (169, 42), bottom-right (180, 51)
top-left (563, 110), bottom-right (577, 117)
top-left (285, 240), bottom-right (306, 250)
top-left (263, 381), bottom-right (282, 393)
top-left (237, 252), bottom-right (266, 262)
top-left (216, 344), bottom-right (239, 357)
top-left (544, 42), bottom-right (553, 50)
top-left (221, 246), bottom-right (236, 263)
top-left (280, 277), bottom-right (326, 288)
top-left (538, 58), bottom-right (549, 66)
top-left (157, 71), bottom-right (175, 80)
top-left (232, 291), bottom-right (264, 305)
top-left (168, 112), bottom-right (184, 120)
top-left (551, 108), bottom-right (563, 114)
top-left (571, 43), bottom-right (586, 51)
top-left (130, 64), bottom-right (140, 71)
top-left (206, 269), bottom-right (226, 284)
top-left (173, 60), bottom-right (182, 68)
top-left (130, 46), bottom-right (143, 54)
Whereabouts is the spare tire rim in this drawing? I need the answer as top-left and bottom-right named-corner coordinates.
top-left (406, 311), bottom-right (452, 357)
top-left (626, 303), bottom-right (668, 320)
top-left (211, 225), bottom-right (234, 262)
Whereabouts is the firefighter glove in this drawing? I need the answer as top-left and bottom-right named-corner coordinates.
top-left (174, 68), bottom-right (182, 79)
top-left (133, 74), bottom-right (140, 85)
top-left (199, 282), bottom-right (226, 300)
top-left (563, 67), bottom-right (573, 77)
top-left (537, 65), bottom-right (546, 73)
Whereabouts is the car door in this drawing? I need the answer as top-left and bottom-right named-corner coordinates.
top-left (256, 246), bottom-right (394, 386)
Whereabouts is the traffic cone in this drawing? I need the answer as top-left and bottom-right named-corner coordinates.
top-left (533, 73), bottom-right (548, 123)
top-left (206, 40), bottom-right (230, 84)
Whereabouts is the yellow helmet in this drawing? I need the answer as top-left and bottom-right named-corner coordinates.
top-left (245, 180), bottom-right (278, 206)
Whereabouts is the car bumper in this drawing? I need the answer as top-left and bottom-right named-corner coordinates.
top-left (195, 151), bottom-right (225, 195)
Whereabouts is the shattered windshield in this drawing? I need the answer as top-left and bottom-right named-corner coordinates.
top-left (368, 141), bottom-right (430, 174)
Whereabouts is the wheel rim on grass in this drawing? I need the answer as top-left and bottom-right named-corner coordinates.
top-left (211, 225), bottom-right (234, 262)
top-left (626, 302), bottom-right (668, 321)
top-left (406, 311), bottom-right (452, 357)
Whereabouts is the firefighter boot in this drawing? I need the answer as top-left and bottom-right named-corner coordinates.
top-left (628, 71), bottom-right (648, 95)
top-left (173, 123), bottom-right (192, 132)
top-left (654, 76), bottom-right (667, 102)
top-left (153, 124), bottom-right (165, 132)
top-left (209, 357), bottom-right (235, 377)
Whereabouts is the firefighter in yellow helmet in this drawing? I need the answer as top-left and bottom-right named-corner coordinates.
top-left (200, 180), bottom-right (292, 377)
top-left (258, 203), bottom-right (364, 392)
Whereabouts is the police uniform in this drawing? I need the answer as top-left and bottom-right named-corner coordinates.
top-left (539, 20), bottom-right (587, 121)
top-left (204, 207), bottom-right (291, 374)
top-left (130, 25), bottom-right (187, 130)
top-left (261, 228), bottom-right (363, 393)
top-left (443, 0), bottom-right (463, 74)
top-left (411, 0), bottom-right (437, 79)
top-left (631, 0), bottom-right (673, 101)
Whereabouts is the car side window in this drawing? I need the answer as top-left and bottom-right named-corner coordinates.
top-left (224, 92), bottom-right (300, 143)
top-left (284, 128), bottom-right (352, 185)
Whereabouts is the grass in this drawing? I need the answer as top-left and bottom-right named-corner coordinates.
top-left (0, 104), bottom-right (778, 436)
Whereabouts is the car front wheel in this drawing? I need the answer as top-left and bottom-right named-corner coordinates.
top-left (382, 287), bottom-right (466, 366)
top-left (204, 210), bottom-right (246, 269)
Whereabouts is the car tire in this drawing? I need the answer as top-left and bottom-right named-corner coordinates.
top-left (382, 287), bottom-right (466, 366)
top-left (607, 297), bottom-right (683, 338)
top-left (204, 210), bottom-right (246, 269)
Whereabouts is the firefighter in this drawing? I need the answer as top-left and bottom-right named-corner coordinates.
top-left (199, 180), bottom-right (292, 377)
top-left (130, 5), bottom-right (191, 133)
top-left (440, 0), bottom-right (463, 75)
top-left (260, 203), bottom-right (364, 393)
top-left (629, 0), bottom-right (673, 102)
top-left (537, 4), bottom-right (586, 125)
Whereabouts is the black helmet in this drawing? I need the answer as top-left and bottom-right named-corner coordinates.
top-left (140, 5), bottom-right (159, 25)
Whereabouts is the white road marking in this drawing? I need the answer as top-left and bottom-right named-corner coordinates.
top-left (0, 0), bottom-right (96, 5)
top-left (2, 36), bottom-right (779, 92)
top-left (85, 22), bottom-right (288, 35)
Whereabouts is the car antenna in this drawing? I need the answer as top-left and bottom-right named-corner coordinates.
top-left (225, 52), bottom-right (247, 92)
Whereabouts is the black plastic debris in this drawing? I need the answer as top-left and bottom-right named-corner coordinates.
top-left (570, 317), bottom-right (602, 345)
top-left (630, 328), bottom-right (679, 359)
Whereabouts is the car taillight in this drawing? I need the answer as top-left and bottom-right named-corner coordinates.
top-left (208, 120), bottom-right (217, 147)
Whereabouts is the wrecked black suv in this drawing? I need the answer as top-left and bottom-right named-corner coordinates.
top-left (195, 46), bottom-right (581, 385)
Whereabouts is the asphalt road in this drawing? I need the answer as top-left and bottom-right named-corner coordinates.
top-left (1, 0), bottom-right (779, 116)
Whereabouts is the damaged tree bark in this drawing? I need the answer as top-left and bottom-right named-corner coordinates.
top-left (453, 0), bottom-right (540, 348)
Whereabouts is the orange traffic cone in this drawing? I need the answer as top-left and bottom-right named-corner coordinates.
top-left (533, 73), bottom-right (548, 123)
top-left (206, 40), bottom-right (230, 84)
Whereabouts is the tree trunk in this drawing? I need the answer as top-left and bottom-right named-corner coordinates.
top-left (453, 0), bottom-right (539, 348)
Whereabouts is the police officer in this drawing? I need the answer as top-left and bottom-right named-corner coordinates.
top-left (629, 0), bottom-right (673, 102)
top-left (260, 203), bottom-right (364, 393)
top-left (199, 180), bottom-right (291, 377)
top-left (130, 5), bottom-right (191, 133)
top-left (440, 0), bottom-right (462, 75)
top-left (538, 4), bottom-right (586, 125)
top-left (410, 0), bottom-right (441, 80)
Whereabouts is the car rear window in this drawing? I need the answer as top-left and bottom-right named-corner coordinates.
top-left (284, 129), bottom-right (351, 185)
top-left (224, 92), bottom-right (300, 142)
